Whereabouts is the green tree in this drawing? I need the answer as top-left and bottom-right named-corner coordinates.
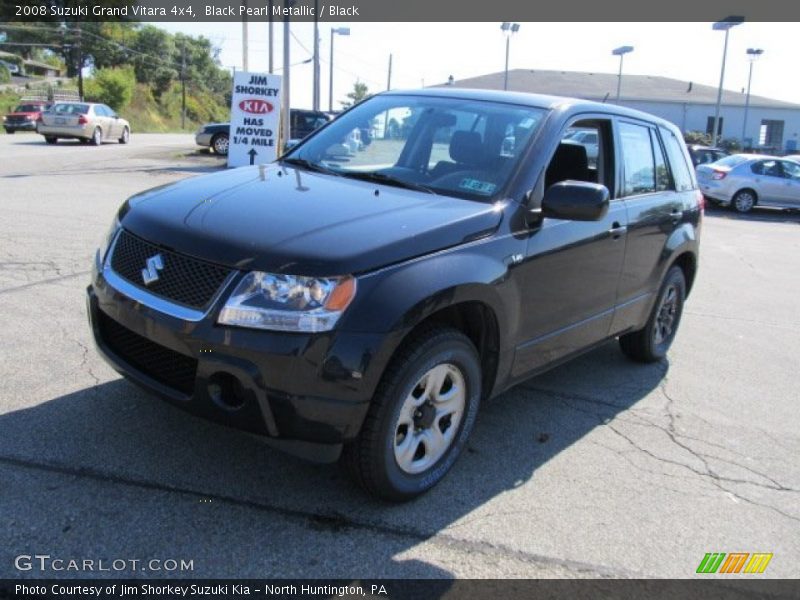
top-left (84, 67), bottom-right (135, 111)
top-left (684, 130), bottom-right (712, 146)
top-left (131, 25), bottom-right (177, 97)
top-left (340, 81), bottom-right (371, 109)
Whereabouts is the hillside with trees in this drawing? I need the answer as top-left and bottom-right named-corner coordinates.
top-left (1, 22), bottom-right (232, 131)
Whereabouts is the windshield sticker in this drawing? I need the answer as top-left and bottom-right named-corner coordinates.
top-left (459, 178), bottom-right (496, 194)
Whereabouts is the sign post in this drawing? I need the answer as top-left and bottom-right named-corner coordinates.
top-left (228, 71), bottom-right (283, 168)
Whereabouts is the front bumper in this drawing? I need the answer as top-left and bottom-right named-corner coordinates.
top-left (87, 257), bottom-right (392, 462)
top-left (4, 119), bottom-right (36, 131)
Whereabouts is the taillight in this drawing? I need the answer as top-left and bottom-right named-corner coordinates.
top-left (711, 170), bottom-right (727, 180)
top-left (696, 190), bottom-right (706, 213)
top-left (78, 115), bottom-right (88, 125)
top-left (36, 114), bottom-right (43, 123)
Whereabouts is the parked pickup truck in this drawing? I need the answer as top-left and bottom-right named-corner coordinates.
top-left (88, 89), bottom-right (701, 500)
top-left (3, 100), bottom-right (50, 134)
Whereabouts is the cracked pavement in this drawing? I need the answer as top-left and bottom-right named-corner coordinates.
top-left (0, 133), bottom-right (798, 579)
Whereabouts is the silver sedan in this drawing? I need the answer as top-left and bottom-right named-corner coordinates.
top-left (697, 154), bottom-right (800, 213)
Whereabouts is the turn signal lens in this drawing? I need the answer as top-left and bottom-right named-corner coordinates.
top-left (325, 276), bottom-right (356, 311)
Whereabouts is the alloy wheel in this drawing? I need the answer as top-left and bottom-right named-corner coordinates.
top-left (653, 284), bottom-right (679, 345)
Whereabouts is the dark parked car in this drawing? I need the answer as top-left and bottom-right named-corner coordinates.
top-left (195, 109), bottom-right (331, 156)
top-left (89, 89), bottom-right (701, 500)
top-left (687, 144), bottom-right (728, 167)
top-left (3, 100), bottom-right (50, 133)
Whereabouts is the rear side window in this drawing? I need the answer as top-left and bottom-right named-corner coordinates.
top-left (619, 122), bottom-right (656, 195)
top-left (660, 127), bottom-right (695, 192)
top-left (651, 130), bottom-right (671, 192)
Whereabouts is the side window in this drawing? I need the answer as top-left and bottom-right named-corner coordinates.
top-left (659, 127), bottom-right (695, 192)
top-left (544, 119), bottom-right (612, 191)
top-left (619, 122), bottom-right (655, 196)
top-left (754, 160), bottom-right (782, 178)
top-left (782, 161), bottom-right (800, 180)
top-left (651, 130), bottom-right (672, 191)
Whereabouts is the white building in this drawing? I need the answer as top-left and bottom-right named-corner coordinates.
top-left (441, 69), bottom-right (800, 153)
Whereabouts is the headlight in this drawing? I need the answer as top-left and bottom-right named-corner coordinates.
top-left (218, 272), bottom-right (357, 332)
top-left (98, 216), bottom-right (121, 264)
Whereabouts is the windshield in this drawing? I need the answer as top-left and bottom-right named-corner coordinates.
top-left (285, 94), bottom-right (547, 201)
top-left (14, 104), bottom-right (43, 113)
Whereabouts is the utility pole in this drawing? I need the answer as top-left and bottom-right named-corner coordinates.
top-left (241, 1), bottom-right (249, 71)
top-left (312, 0), bottom-right (320, 110)
top-left (76, 23), bottom-right (83, 100)
top-left (181, 44), bottom-right (186, 129)
top-left (282, 2), bottom-right (291, 151)
top-left (386, 53), bottom-right (392, 90)
top-left (268, 0), bottom-right (274, 73)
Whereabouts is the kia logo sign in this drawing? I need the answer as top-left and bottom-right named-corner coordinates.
top-left (239, 99), bottom-right (274, 114)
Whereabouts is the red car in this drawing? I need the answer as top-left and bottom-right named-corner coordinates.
top-left (3, 101), bottom-right (51, 134)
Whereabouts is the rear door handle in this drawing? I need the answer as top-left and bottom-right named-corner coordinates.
top-left (670, 209), bottom-right (684, 223)
top-left (609, 222), bottom-right (627, 238)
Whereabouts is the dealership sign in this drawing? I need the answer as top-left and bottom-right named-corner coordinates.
top-left (228, 71), bottom-right (282, 168)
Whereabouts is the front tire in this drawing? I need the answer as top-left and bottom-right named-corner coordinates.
top-left (44, 136), bottom-right (57, 144)
top-left (91, 127), bottom-right (102, 146)
top-left (342, 327), bottom-right (481, 501)
top-left (211, 133), bottom-right (229, 156)
top-left (118, 127), bottom-right (130, 144)
top-left (619, 266), bottom-right (686, 363)
top-left (732, 189), bottom-right (756, 213)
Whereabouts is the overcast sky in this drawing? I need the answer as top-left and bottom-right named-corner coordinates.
top-left (156, 22), bottom-right (799, 110)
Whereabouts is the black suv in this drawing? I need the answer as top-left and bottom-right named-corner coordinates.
top-left (88, 89), bottom-right (701, 500)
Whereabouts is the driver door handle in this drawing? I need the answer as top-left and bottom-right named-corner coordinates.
top-left (609, 222), bottom-right (627, 238)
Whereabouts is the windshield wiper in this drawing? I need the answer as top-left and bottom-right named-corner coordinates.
top-left (341, 171), bottom-right (437, 195)
top-left (281, 157), bottom-right (341, 176)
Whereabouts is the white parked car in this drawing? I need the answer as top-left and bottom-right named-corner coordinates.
top-left (697, 154), bottom-right (800, 213)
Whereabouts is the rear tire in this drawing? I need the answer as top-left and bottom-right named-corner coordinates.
top-left (118, 127), bottom-right (130, 144)
top-left (211, 133), bottom-right (229, 156)
top-left (342, 326), bottom-right (481, 501)
top-left (5, 129), bottom-right (14, 134)
top-left (732, 189), bottom-right (756, 213)
top-left (91, 127), bottom-right (102, 146)
top-left (619, 266), bottom-right (686, 363)
top-left (44, 136), bottom-right (57, 144)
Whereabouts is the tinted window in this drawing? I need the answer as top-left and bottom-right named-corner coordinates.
top-left (651, 130), bottom-right (671, 191)
top-left (660, 127), bottom-right (694, 192)
top-left (619, 122), bottom-right (655, 195)
top-left (782, 161), bottom-right (800, 179)
top-left (14, 104), bottom-right (43, 113)
top-left (752, 160), bottom-right (783, 177)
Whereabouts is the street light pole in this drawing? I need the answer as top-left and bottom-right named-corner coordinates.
top-left (711, 17), bottom-right (744, 146)
top-left (312, 0), bottom-right (320, 110)
top-left (741, 47), bottom-right (763, 148)
top-left (612, 46), bottom-right (633, 103)
top-left (282, 3), bottom-right (291, 151)
top-left (328, 27), bottom-right (350, 112)
top-left (501, 22), bottom-right (519, 91)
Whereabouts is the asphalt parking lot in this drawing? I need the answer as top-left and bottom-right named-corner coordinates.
top-left (0, 132), bottom-right (798, 579)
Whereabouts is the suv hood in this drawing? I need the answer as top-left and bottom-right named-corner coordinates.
top-left (120, 164), bottom-right (504, 276)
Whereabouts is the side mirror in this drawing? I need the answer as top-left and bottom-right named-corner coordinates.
top-left (540, 180), bottom-right (610, 221)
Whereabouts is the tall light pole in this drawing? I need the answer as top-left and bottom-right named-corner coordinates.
top-left (312, 0), bottom-right (320, 110)
top-left (612, 45), bottom-right (633, 103)
top-left (501, 22), bottom-right (519, 91)
top-left (282, 2), bottom-right (292, 152)
top-left (241, 2), bottom-right (248, 71)
top-left (328, 27), bottom-right (350, 112)
top-left (741, 47), bottom-right (763, 148)
top-left (711, 17), bottom-right (744, 146)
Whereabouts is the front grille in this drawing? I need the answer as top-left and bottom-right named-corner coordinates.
top-left (98, 310), bottom-right (197, 395)
top-left (110, 229), bottom-right (232, 309)
top-left (6, 117), bottom-right (30, 125)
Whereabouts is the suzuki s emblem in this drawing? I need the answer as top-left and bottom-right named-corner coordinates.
top-left (141, 254), bottom-right (164, 286)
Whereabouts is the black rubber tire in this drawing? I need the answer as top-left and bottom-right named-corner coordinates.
top-left (619, 265), bottom-right (686, 363)
top-left (44, 136), bottom-right (57, 144)
top-left (341, 326), bottom-right (481, 501)
top-left (211, 133), bottom-right (229, 156)
top-left (5, 129), bottom-right (14, 134)
top-left (118, 127), bottom-right (130, 144)
top-left (91, 127), bottom-right (102, 146)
